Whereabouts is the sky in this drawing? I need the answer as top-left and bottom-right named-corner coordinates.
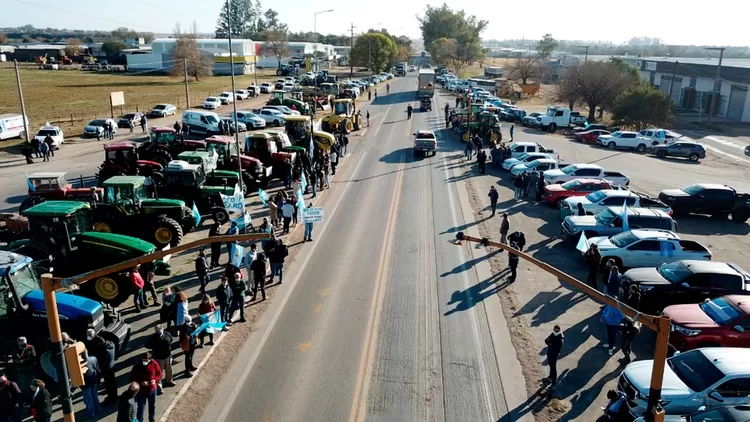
top-left (4, 0), bottom-right (750, 47)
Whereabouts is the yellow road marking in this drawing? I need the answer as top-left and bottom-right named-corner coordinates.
top-left (348, 150), bottom-right (407, 422)
top-left (318, 288), bottom-right (332, 297)
top-left (296, 342), bottom-right (312, 353)
top-left (313, 303), bottom-right (325, 314)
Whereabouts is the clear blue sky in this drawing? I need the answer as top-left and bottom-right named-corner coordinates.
top-left (5, 0), bottom-right (750, 46)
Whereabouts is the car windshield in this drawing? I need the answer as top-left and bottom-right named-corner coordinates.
top-left (700, 297), bottom-right (744, 325)
top-left (205, 115), bottom-right (218, 124)
top-left (682, 185), bottom-right (705, 196)
top-left (123, 114), bottom-right (135, 119)
top-left (416, 133), bottom-right (435, 140)
top-left (89, 119), bottom-right (106, 126)
top-left (657, 262), bottom-right (692, 283)
top-left (562, 165), bottom-right (578, 175)
top-left (154, 105), bottom-right (166, 110)
top-left (610, 231), bottom-right (639, 248)
top-left (667, 350), bottom-right (725, 393)
top-left (37, 129), bottom-right (58, 137)
top-left (207, 97), bottom-right (217, 102)
top-left (516, 153), bottom-right (529, 161)
top-left (561, 180), bottom-right (581, 190)
top-left (594, 208), bottom-right (617, 225)
top-left (585, 191), bottom-right (607, 202)
top-left (11, 263), bottom-right (42, 300)
top-left (610, 131), bottom-right (622, 137)
top-left (526, 160), bottom-right (543, 168)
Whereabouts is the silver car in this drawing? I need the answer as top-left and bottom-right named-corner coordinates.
top-left (83, 118), bottom-right (118, 137)
top-left (226, 111), bottom-right (266, 130)
top-left (220, 117), bottom-right (247, 133)
top-left (253, 109), bottom-right (286, 126)
top-left (150, 104), bottom-right (177, 117)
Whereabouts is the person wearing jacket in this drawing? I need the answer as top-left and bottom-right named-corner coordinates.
top-left (268, 240), bottom-right (288, 284)
top-left (29, 380), bottom-right (51, 422)
top-left (208, 222), bottom-right (223, 268)
top-left (584, 244), bottom-right (602, 289)
top-left (513, 174), bottom-right (524, 199)
top-left (601, 305), bottom-right (625, 356)
top-left (130, 266), bottom-right (146, 312)
top-left (543, 325), bottom-right (564, 389)
top-left (129, 352), bottom-right (161, 422)
top-left (144, 325), bottom-right (174, 392)
top-left (488, 187), bottom-right (499, 217)
top-left (181, 318), bottom-right (199, 377)
top-left (251, 253), bottom-right (268, 301)
top-left (117, 382), bottom-right (139, 422)
top-left (500, 213), bottom-right (510, 244)
top-left (85, 329), bottom-right (117, 404)
top-left (0, 371), bottom-right (22, 422)
top-left (195, 249), bottom-right (209, 294)
top-left (215, 276), bottom-right (233, 323)
top-left (174, 288), bottom-right (190, 341)
top-left (230, 272), bottom-right (247, 322)
top-left (81, 352), bottom-right (101, 417)
top-left (197, 294), bottom-right (217, 346)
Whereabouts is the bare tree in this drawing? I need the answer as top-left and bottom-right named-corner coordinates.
top-left (64, 38), bottom-right (84, 56)
top-left (508, 57), bottom-right (541, 84)
top-left (0, 33), bottom-right (8, 43)
top-left (170, 22), bottom-right (213, 82)
top-left (556, 67), bottom-right (581, 110)
top-left (575, 61), bottom-right (635, 121)
top-left (261, 29), bottom-right (288, 69)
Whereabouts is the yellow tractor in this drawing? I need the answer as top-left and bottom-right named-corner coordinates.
top-left (321, 99), bottom-right (361, 134)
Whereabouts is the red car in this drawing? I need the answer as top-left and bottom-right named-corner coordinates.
top-left (664, 295), bottom-right (750, 352)
top-left (542, 178), bottom-right (613, 207)
top-left (574, 129), bottom-right (610, 143)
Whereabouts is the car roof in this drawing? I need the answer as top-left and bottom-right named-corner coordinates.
top-left (530, 158), bottom-right (556, 163)
top-left (605, 206), bottom-right (671, 218)
top-left (694, 183), bottom-right (733, 191)
top-left (694, 348), bottom-right (750, 376)
top-left (725, 295), bottom-right (750, 314)
top-left (571, 163), bottom-right (602, 169)
top-left (38, 126), bottom-right (61, 131)
top-left (104, 141), bottom-right (136, 150)
top-left (22, 200), bottom-right (89, 218)
top-left (628, 229), bottom-right (680, 240)
top-left (679, 260), bottom-right (746, 276)
top-left (28, 172), bottom-right (66, 179)
top-left (567, 178), bottom-right (608, 185)
top-left (416, 130), bottom-right (435, 135)
top-left (596, 189), bottom-right (635, 198)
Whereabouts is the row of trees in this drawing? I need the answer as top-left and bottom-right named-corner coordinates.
top-left (419, 3), bottom-right (487, 74)
top-left (0, 26), bottom-right (154, 46)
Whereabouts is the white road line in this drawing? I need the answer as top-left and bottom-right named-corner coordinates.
top-left (372, 106), bottom-right (392, 139)
top-left (704, 135), bottom-right (747, 150)
top-left (360, 128), bottom-right (368, 137)
top-left (214, 150), bottom-right (369, 422)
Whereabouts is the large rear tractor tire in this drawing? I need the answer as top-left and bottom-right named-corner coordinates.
top-left (86, 273), bottom-right (131, 308)
top-left (152, 216), bottom-right (183, 248)
top-left (342, 119), bottom-right (353, 134)
top-left (353, 118), bottom-right (361, 131)
top-left (153, 150), bottom-right (172, 167)
top-left (211, 207), bottom-right (230, 224)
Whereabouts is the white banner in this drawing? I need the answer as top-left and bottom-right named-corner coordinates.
top-left (302, 207), bottom-right (324, 223)
top-left (204, 150), bottom-right (218, 171)
top-left (220, 187), bottom-right (245, 212)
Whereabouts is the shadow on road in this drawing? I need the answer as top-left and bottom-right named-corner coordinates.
top-left (444, 268), bottom-right (510, 316)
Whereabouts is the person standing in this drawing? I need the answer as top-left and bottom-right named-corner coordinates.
top-left (80, 352), bottom-right (101, 418)
top-left (330, 144), bottom-right (339, 175)
top-left (197, 295), bottom-right (217, 347)
top-left (508, 242), bottom-right (520, 283)
top-left (130, 266), bottom-right (146, 312)
top-left (488, 187), bottom-right (499, 217)
top-left (230, 272), bottom-right (247, 322)
top-left (117, 382), bottom-right (139, 422)
top-left (536, 172), bottom-right (545, 202)
top-left (130, 352), bottom-right (161, 422)
top-left (619, 316), bottom-right (639, 364)
top-left (128, 119), bottom-right (135, 134)
top-left (0, 370), bottom-right (22, 422)
top-left (584, 244), bottom-right (602, 289)
top-left (513, 174), bottom-right (524, 199)
top-left (304, 203), bottom-right (315, 241)
top-left (477, 150), bottom-right (487, 174)
top-left (281, 201), bottom-right (294, 234)
top-left (85, 329), bottom-right (117, 405)
top-left (140, 261), bottom-right (159, 306)
top-left (543, 325), bottom-right (563, 389)
top-left (28, 380), bottom-right (51, 422)
top-left (195, 249), bottom-right (209, 294)
top-left (526, 170), bottom-right (538, 198)
top-left (366, 110), bottom-right (370, 127)
top-left (215, 276), bottom-right (233, 323)
top-left (464, 138), bottom-right (474, 160)
top-left (500, 213), bottom-right (510, 244)
top-left (269, 240), bottom-right (288, 284)
top-left (159, 286), bottom-right (176, 332)
top-left (181, 318), bottom-right (199, 377)
top-left (508, 230), bottom-right (527, 252)
top-left (38, 142), bottom-right (50, 162)
top-left (243, 243), bottom-right (257, 272)
top-left (43, 134), bottom-right (54, 158)
top-left (606, 265), bottom-right (622, 298)
top-left (225, 221), bottom-right (239, 259)
top-left (601, 304), bottom-right (624, 356)
top-left (510, 124), bottom-right (515, 141)
top-left (250, 253), bottom-right (268, 301)
top-left (209, 222), bottom-right (223, 268)
top-left (144, 325), bottom-right (174, 392)
top-left (141, 115), bottom-right (148, 134)
top-left (11, 337), bottom-right (35, 395)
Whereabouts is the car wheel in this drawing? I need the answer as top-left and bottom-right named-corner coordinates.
top-left (657, 150), bottom-right (667, 159)
top-left (607, 142), bottom-right (616, 149)
top-left (636, 144), bottom-right (646, 153)
top-left (274, 120), bottom-right (281, 127)
top-left (556, 197), bottom-right (568, 208)
top-left (689, 153), bottom-right (699, 162)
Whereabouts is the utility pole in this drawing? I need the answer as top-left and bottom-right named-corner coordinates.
top-left (706, 47), bottom-right (725, 126)
top-left (350, 23), bottom-right (355, 78)
top-left (183, 58), bottom-right (190, 109)
top-left (668, 61), bottom-right (679, 103)
top-left (13, 60), bottom-right (30, 144)
top-left (579, 45), bottom-right (589, 62)
top-left (225, 0), bottom-right (243, 192)
top-left (42, 275), bottom-right (75, 422)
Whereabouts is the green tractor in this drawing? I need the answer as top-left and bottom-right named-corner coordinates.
top-left (93, 176), bottom-right (196, 248)
top-left (459, 111), bottom-right (501, 144)
top-left (176, 151), bottom-right (244, 193)
top-left (9, 200), bottom-right (170, 307)
top-left (159, 160), bottom-right (233, 225)
top-left (266, 90), bottom-right (311, 114)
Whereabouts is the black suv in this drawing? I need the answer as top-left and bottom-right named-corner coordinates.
top-left (649, 141), bottom-right (706, 162)
top-left (622, 260), bottom-right (750, 313)
top-left (658, 183), bottom-right (750, 222)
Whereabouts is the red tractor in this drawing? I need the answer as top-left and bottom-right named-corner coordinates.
top-left (205, 135), bottom-right (270, 191)
top-left (20, 172), bottom-right (102, 212)
top-left (97, 141), bottom-right (165, 184)
top-left (137, 127), bottom-right (205, 166)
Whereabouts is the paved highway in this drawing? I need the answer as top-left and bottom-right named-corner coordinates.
top-left (200, 74), bottom-right (511, 421)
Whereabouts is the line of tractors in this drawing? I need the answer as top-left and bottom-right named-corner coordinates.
top-left (1, 97), bottom-right (363, 310)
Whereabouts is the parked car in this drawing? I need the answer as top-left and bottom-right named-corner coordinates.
top-left (506, 141), bottom-right (556, 159)
top-left (665, 295), bottom-right (750, 352)
top-left (502, 152), bottom-right (557, 171)
top-left (622, 260), bottom-right (750, 313)
top-left (219, 117), bottom-right (247, 133)
top-left (635, 405), bottom-right (750, 422)
top-left (150, 104), bottom-right (177, 117)
top-left (203, 97), bottom-right (221, 109)
top-left (563, 189), bottom-right (672, 216)
top-left (117, 112), bottom-right (144, 128)
top-left (543, 163), bottom-right (630, 186)
top-left (574, 124), bottom-right (609, 133)
top-left (617, 348), bottom-right (750, 417)
top-left (263, 105), bottom-right (301, 116)
top-left (510, 158), bottom-right (561, 178)
top-left (500, 108), bottom-right (527, 123)
top-left (597, 131), bottom-right (655, 152)
top-left (542, 178), bottom-right (617, 207)
top-left (639, 128), bottom-right (678, 145)
top-left (561, 206), bottom-right (676, 238)
top-left (658, 184), bottom-right (750, 223)
top-left (574, 129), bottom-right (610, 143)
top-left (83, 118), bottom-right (118, 138)
top-left (252, 109), bottom-right (285, 126)
top-left (225, 111), bottom-right (266, 130)
top-left (34, 125), bottom-right (64, 149)
top-left (234, 90), bottom-right (250, 100)
top-left (588, 229), bottom-right (711, 269)
top-left (260, 82), bottom-right (273, 94)
top-left (649, 142), bottom-right (707, 162)
top-left (218, 92), bottom-right (234, 105)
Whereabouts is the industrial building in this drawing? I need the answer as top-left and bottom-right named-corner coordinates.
top-left (8, 44), bottom-right (68, 62)
top-left (255, 41), bottom-right (337, 69)
top-left (125, 38), bottom-right (259, 75)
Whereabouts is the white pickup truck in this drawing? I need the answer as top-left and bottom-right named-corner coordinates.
top-left (536, 106), bottom-right (588, 133)
top-left (587, 229), bottom-right (712, 269)
top-left (543, 163), bottom-right (630, 186)
top-left (563, 189), bottom-right (672, 215)
top-left (638, 128), bottom-right (679, 145)
top-left (597, 131), bottom-right (655, 152)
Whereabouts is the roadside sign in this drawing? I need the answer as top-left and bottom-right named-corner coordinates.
top-left (110, 91), bottom-right (125, 107)
top-left (302, 207), bottom-right (324, 223)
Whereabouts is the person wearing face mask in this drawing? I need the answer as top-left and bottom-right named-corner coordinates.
top-left (215, 276), bottom-right (233, 324)
top-left (11, 337), bottom-right (35, 398)
top-left (128, 352), bottom-right (162, 422)
top-left (0, 370), bottom-right (22, 422)
top-left (144, 325), bottom-right (175, 393)
top-left (543, 325), bottom-right (564, 389)
top-left (28, 380), bottom-right (51, 422)
top-left (180, 317), bottom-right (199, 377)
top-left (80, 351), bottom-right (101, 418)
top-left (84, 329), bottom-right (117, 405)
top-left (117, 382), bottom-right (139, 422)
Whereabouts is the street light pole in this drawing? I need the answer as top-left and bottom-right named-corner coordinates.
top-left (313, 9), bottom-right (334, 73)
top-left (706, 47), bottom-right (725, 126)
top-left (578, 45), bottom-right (589, 62)
top-left (13, 60), bottom-right (30, 144)
top-left (225, 0), bottom-right (243, 191)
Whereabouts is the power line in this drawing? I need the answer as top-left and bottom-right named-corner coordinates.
top-left (11, 0), bottom-right (157, 31)
top-left (129, 0), bottom-right (197, 20)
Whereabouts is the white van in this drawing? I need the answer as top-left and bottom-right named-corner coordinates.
top-left (507, 141), bottom-right (555, 159)
top-left (182, 110), bottom-right (221, 135)
top-left (0, 114), bottom-right (29, 141)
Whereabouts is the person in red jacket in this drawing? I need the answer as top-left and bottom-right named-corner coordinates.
top-left (130, 266), bottom-right (145, 312)
top-left (129, 352), bottom-right (161, 422)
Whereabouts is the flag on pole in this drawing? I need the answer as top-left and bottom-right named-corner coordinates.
top-left (192, 202), bottom-right (202, 226)
top-left (26, 174), bottom-right (35, 192)
top-left (229, 243), bottom-right (244, 268)
top-left (576, 231), bottom-right (590, 253)
top-left (191, 309), bottom-right (228, 336)
top-left (660, 242), bottom-right (675, 258)
top-left (300, 172), bottom-right (308, 192)
top-left (258, 189), bottom-right (270, 206)
top-left (620, 201), bottom-right (629, 231)
top-left (296, 190), bottom-right (306, 210)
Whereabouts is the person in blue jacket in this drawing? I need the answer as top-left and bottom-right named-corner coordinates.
top-left (601, 304), bottom-right (624, 356)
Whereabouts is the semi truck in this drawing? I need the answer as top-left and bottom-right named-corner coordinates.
top-left (394, 62), bottom-right (407, 76)
top-left (417, 68), bottom-right (436, 111)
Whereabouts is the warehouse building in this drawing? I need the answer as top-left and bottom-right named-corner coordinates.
top-left (626, 57), bottom-right (750, 123)
top-left (10, 44), bottom-right (68, 62)
top-left (126, 38), bottom-right (258, 75)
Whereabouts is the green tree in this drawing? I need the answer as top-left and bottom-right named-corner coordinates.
top-left (418, 3), bottom-right (487, 49)
top-left (611, 83), bottom-right (673, 130)
top-left (536, 33), bottom-right (557, 60)
top-left (139, 32), bottom-right (155, 43)
top-left (350, 33), bottom-right (397, 73)
top-left (215, 0), bottom-right (261, 38)
top-left (573, 60), bottom-right (637, 121)
top-left (110, 27), bottom-right (138, 40)
top-left (427, 37), bottom-right (456, 66)
top-left (508, 57), bottom-right (541, 84)
top-left (64, 38), bottom-right (84, 56)
top-left (101, 40), bottom-right (128, 56)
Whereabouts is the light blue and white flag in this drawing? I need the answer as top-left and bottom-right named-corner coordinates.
top-left (191, 309), bottom-right (227, 335)
top-left (660, 242), bottom-right (674, 258)
top-left (620, 201), bottom-right (629, 232)
top-left (26, 174), bottom-right (35, 192)
top-left (192, 202), bottom-right (202, 226)
top-left (232, 212), bottom-right (252, 230)
top-left (258, 189), bottom-right (270, 206)
top-left (576, 231), bottom-right (589, 253)
top-left (229, 243), bottom-right (244, 268)
top-left (300, 172), bottom-right (308, 192)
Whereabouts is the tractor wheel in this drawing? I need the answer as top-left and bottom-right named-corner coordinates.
top-left (150, 171), bottom-right (164, 187)
top-left (211, 207), bottom-right (230, 224)
top-left (353, 118), bottom-right (361, 131)
top-left (490, 131), bottom-right (499, 143)
top-left (341, 119), bottom-right (353, 134)
top-left (19, 196), bottom-right (45, 213)
top-left (461, 131), bottom-right (470, 142)
top-left (152, 216), bottom-right (183, 248)
top-left (91, 209), bottom-right (119, 233)
top-left (87, 273), bottom-right (131, 307)
top-left (152, 150), bottom-right (171, 167)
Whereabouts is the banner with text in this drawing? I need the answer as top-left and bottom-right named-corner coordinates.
top-left (302, 207), bottom-right (324, 223)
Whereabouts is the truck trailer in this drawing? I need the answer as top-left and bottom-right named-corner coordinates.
top-left (417, 68), bottom-right (436, 98)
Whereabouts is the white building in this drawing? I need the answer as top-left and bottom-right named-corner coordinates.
top-left (625, 57), bottom-right (750, 122)
top-left (126, 38), bottom-right (257, 75)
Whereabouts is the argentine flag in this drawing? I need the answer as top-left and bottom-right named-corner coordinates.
top-left (258, 189), bottom-right (270, 206)
top-left (26, 174), bottom-right (36, 192)
top-left (620, 201), bottom-right (629, 231)
top-left (229, 243), bottom-right (244, 268)
top-left (192, 202), bottom-right (202, 226)
top-left (192, 309), bottom-right (228, 335)
top-left (300, 172), bottom-right (308, 193)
